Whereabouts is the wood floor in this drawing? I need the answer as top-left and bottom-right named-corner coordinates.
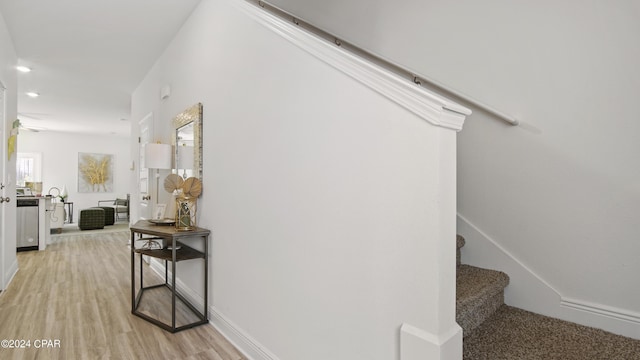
top-left (0, 230), bottom-right (247, 360)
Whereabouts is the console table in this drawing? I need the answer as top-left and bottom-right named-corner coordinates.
top-left (130, 220), bottom-right (210, 332)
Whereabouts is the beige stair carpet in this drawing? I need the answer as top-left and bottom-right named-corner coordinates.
top-left (463, 305), bottom-right (640, 360)
top-left (456, 264), bottom-right (509, 334)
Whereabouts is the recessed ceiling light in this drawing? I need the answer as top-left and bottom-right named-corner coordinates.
top-left (16, 66), bottom-right (32, 73)
top-left (26, 92), bottom-right (39, 98)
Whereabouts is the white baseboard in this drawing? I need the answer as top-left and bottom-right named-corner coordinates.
top-left (147, 259), bottom-right (278, 360)
top-left (561, 298), bottom-right (640, 324)
top-left (209, 307), bottom-right (281, 360)
top-left (456, 214), bottom-right (562, 317)
top-left (2, 259), bottom-right (19, 291)
top-left (457, 214), bottom-right (640, 340)
top-left (560, 298), bottom-right (640, 339)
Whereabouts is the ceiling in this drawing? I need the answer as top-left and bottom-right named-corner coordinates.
top-left (0, 0), bottom-right (202, 137)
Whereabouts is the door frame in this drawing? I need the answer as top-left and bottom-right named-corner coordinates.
top-left (137, 112), bottom-right (153, 221)
top-left (0, 79), bottom-right (18, 291)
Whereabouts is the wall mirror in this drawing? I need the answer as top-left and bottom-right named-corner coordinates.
top-left (173, 103), bottom-right (203, 180)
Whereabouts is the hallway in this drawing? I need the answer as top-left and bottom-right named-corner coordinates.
top-left (0, 231), bottom-right (245, 359)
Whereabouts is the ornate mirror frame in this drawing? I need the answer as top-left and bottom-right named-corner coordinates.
top-left (173, 103), bottom-right (203, 180)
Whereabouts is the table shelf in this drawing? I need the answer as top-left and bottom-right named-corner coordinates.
top-left (134, 241), bottom-right (204, 261)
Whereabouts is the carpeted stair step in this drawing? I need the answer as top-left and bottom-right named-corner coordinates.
top-left (456, 264), bottom-right (509, 335)
top-left (456, 235), bottom-right (465, 267)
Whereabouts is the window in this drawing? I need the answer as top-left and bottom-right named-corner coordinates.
top-left (16, 152), bottom-right (42, 186)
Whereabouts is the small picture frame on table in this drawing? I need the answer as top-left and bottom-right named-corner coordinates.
top-left (153, 204), bottom-right (166, 220)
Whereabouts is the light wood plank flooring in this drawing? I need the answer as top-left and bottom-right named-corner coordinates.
top-left (0, 230), bottom-right (246, 360)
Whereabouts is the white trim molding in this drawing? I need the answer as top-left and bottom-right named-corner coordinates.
top-left (400, 323), bottom-right (462, 360)
top-left (233, 0), bottom-right (470, 132)
top-left (148, 259), bottom-right (278, 360)
top-left (2, 260), bottom-right (18, 291)
top-left (457, 213), bottom-right (560, 296)
top-left (209, 307), bottom-right (281, 360)
top-left (561, 298), bottom-right (640, 325)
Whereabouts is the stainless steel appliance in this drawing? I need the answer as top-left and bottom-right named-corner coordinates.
top-left (17, 198), bottom-right (39, 251)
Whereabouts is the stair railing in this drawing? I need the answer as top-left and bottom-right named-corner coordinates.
top-left (252, 0), bottom-right (519, 126)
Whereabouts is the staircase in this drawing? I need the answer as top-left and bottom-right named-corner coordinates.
top-left (456, 236), bottom-right (640, 359)
top-left (456, 235), bottom-right (510, 335)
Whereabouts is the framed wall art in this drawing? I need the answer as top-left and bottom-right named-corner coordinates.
top-left (78, 152), bottom-right (114, 192)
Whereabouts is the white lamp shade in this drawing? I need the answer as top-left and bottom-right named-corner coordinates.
top-left (144, 143), bottom-right (172, 169)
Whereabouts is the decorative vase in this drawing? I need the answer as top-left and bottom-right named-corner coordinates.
top-left (175, 196), bottom-right (196, 231)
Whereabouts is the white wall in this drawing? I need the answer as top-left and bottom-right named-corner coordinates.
top-left (132, 0), bottom-right (466, 358)
top-left (267, 0), bottom-right (640, 337)
top-left (0, 9), bottom-right (18, 289)
top-left (18, 131), bottom-right (132, 223)
top-left (452, 2), bottom-right (640, 337)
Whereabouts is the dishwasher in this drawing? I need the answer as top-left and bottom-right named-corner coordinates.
top-left (17, 198), bottom-right (39, 251)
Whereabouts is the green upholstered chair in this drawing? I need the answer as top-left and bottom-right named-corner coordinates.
top-left (98, 195), bottom-right (129, 222)
top-left (114, 197), bottom-right (129, 221)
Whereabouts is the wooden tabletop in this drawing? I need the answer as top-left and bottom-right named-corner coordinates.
top-left (130, 220), bottom-right (210, 238)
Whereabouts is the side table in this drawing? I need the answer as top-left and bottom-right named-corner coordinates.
top-left (130, 220), bottom-right (210, 332)
top-left (64, 202), bottom-right (74, 223)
